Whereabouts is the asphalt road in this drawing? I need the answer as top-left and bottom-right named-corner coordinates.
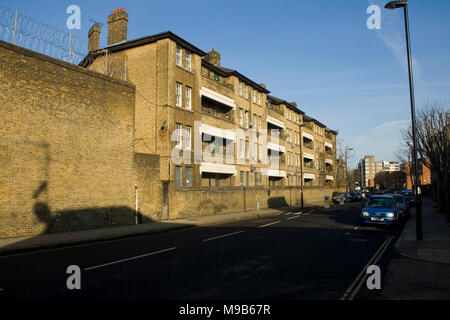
top-left (0, 202), bottom-right (405, 300)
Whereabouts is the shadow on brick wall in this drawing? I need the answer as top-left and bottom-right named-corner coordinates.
top-left (267, 197), bottom-right (289, 209)
top-left (33, 203), bottom-right (152, 234)
top-left (31, 181), bottom-right (152, 235)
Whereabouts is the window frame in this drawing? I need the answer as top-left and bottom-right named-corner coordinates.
top-left (176, 45), bottom-right (182, 67)
top-left (176, 82), bottom-right (182, 107)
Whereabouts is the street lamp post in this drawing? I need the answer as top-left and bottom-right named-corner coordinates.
top-left (385, 0), bottom-right (422, 241)
top-left (344, 147), bottom-right (354, 192)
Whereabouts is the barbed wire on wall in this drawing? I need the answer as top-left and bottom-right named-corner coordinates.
top-left (83, 51), bottom-right (128, 81)
top-left (0, 5), bottom-right (87, 65)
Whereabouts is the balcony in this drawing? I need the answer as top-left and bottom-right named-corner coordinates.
top-left (267, 103), bottom-right (284, 116)
top-left (201, 106), bottom-right (234, 122)
top-left (303, 122), bottom-right (313, 130)
top-left (201, 69), bottom-right (234, 91)
top-left (303, 141), bottom-right (314, 150)
top-left (304, 161), bottom-right (315, 169)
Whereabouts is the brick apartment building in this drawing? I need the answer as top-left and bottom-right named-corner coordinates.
top-left (81, 8), bottom-right (340, 220)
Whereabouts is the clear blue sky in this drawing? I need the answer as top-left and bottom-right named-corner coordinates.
top-left (2, 0), bottom-right (450, 169)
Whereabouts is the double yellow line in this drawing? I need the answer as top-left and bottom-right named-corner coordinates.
top-left (340, 236), bottom-right (394, 300)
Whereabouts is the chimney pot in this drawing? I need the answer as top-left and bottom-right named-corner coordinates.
top-left (204, 48), bottom-right (221, 66)
top-left (107, 8), bottom-right (128, 46)
top-left (88, 23), bottom-right (101, 52)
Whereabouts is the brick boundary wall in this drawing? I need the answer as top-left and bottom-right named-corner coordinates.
top-left (170, 186), bottom-right (342, 219)
top-left (0, 40), bottom-right (137, 238)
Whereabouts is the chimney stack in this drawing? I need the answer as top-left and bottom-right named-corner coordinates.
top-left (107, 8), bottom-right (128, 46)
top-left (88, 24), bottom-right (101, 52)
top-left (289, 102), bottom-right (297, 108)
top-left (204, 48), bottom-right (221, 66)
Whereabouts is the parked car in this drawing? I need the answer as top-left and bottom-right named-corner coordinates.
top-left (361, 195), bottom-right (401, 226)
top-left (332, 192), bottom-right (340, 204)
top-left (386, 193), bottom-right (410, 219)
top-left (355, 192), bottom-right (363, 200)
top-left (400, 189), bottom-right (415, 207)
top-left (348, 192), bottom-right (356, 202)
top-left (333, 192), bottom-right (350, 204)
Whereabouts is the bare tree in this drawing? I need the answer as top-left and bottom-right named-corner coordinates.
top-left (336, 139), bottom-right (354, 191)
top-left (401, 101), bottom-right (450, 219)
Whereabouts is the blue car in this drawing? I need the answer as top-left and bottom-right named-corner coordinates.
top-left (361, 195), bottom-right (401, 226)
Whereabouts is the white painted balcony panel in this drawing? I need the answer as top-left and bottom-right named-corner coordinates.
top-left (267, 142), bottom-right (286, 154)
top-left (303, 173), bottom-right (315, 180)
top-left (302, 132), bottom-right (314, 141)
top-left (200, 162), bottom-right (237, 175)
top-left (303, 153), bottom-right (315, 160)
top-left (200, 87), bottom-right (236, 109)
top-left (200, 123), bottom-right (236, 141)
top-left (266, 115), bottom-right (285, 129)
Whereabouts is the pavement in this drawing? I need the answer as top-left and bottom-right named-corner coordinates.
top-left (394, 197), bottom-right (450, 264)
top-left (0, 203), bottom-right (349, 256)
top-left (378, 197), bottom-right (450, 300)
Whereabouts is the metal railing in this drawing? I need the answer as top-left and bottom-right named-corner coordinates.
top-left (201, 69), bottom-right (234, 90)
top-left (201, 106), bottom-right (234, 121)
top-left (267, 103), bottom-right (284, 115)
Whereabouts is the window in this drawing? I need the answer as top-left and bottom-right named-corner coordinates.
top-left (239, 139), bottom-right (245, 159)
top-left (245, 111), bottom-right (249, 128)
top-left (239, 81), bottom-right (243, 96)
top-left (176, 123), bottom-right (183, 149)
top-left (258, 92), bottom-right (261, 105)
top-left (239, 108), bottom-right (244, 127)
top-left (244, 84), bottom-right (248, 99)
top-left (184, 126), bottom-right (192, 150)
top-left (245, 140), bottom-right (249, 160)
top-left (253, 90), bottom-right (257, 103)
top-left (186, 167), bottom-right (192, 187)
top-left (185, 51), bottom-right (191, 71)
top-left (259, 172), bottom-right (262, 186)
top-left (176, 82), bottom-right (182, 107)
top-left (253, 142), bottom-right (257, 161)
top-left (185, 86), bottom-right (192, 110)
top-left (252, 114), bottom-right (257, 128)
top-left (176, 45), bottom-right (182, 66)
top-left (176, 166), bottom-right (182, 187)
top-left (246, 171), bottom-right (249, 186)
top-left (257, 116), bottom-right (262, 130)
top-left (240, 171), bottom-right (244, 186)
top-left (258, 143), bottom-right (263, 162)
top-left (254, 172), bottom-right (258, 186)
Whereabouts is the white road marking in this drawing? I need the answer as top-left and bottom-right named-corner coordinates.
top-left (203, 231), bottom-right (244, 242)
top-left (302, 209), bottom-right (314, 216)
top-left (294, 211), bottom-right (303, 215)
top-left (287, 215), bottom-right (301, 221)
top-left (340, 236), bottom-right (394, 300)
top-left (284, 212), bottom-right (293, 216)
top-left (345, 232), bottom-right (350, 236)
top-left (353, 226), bottom-right (359, 230)
top-left (258, 221), bottom-right (281, 228)
top-left (84, 247), bottom-right (177, 271)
